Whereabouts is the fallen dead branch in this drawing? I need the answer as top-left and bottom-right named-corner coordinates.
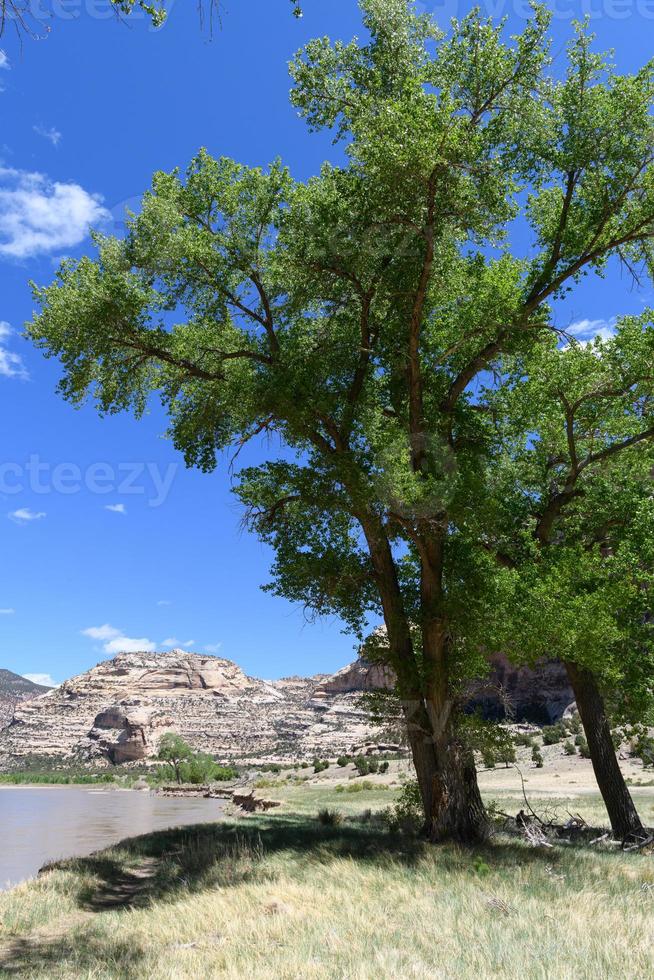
top-left (521, 822), bottom-right (554, 848)
top-left (622, 833), bottom-right (654, 853)
top-left (232, 791), bottom-right (281, 813)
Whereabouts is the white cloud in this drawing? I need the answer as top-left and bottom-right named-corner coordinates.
top-left (567, 318), bottom-right (616, 344)
top-left (82, 624), bottom-right (120, 642)
top-left (157, 599), bottom-right (171, 606)
top-left (162, 637), bottom-right (195, 649)
top-left (0, 608), bottom-right (14, 615)
top-left (82, 623), bottom-right (156, 656)
top-left (33, 125), bottom-right (62, 148)
top-left (22, 672), bottom-right (57, 688)
top-left (0, 167), bottom-right (109, 259)
top-left (0, 51), bottom-right (9, 71)
top-left (105, 503), bottom-right (126, 514)
top-left (204, 643), bottom-right (222, 655)
top-left (0, 321), bottom-right (28, 380)
top-left (9, 508), bottom-right (46, 523)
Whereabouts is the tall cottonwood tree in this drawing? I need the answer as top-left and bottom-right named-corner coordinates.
top-left (27, 1), bottom-right (654, 841)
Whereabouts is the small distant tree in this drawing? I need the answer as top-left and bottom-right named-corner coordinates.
top-left (157, 733), bottom-right (194, 784)
top-left (183, 751), bottom-right (219, 784)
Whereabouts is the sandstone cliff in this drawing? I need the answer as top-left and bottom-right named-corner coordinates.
top-left (0, 651), bottom-right (379, 767)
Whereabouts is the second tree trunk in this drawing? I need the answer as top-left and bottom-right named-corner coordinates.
top-left (565, 662), bottom-right (644, 839)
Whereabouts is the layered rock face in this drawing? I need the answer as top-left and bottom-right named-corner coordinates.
top-left (467, 654), bottom-right (574, 724)
top-left (0, 670), bottom-right (51, 728)
top-left (0, 651), bottom-right (380, 767)
top-left (0, 649), bottom-right (575, 768)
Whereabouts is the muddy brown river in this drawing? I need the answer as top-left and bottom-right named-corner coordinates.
top-left (0, 786), bottom-right (224, 890)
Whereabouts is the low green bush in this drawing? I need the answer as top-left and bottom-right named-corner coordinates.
top-left (632, 733), bottom-right (654, 768)
top-left (564, 713), bottom-right (582, 736)
top-left (542, 723), bottom-right (565, 745)
top-left (335, 781), bottom-right (388, 794)
top-left (384, 779), bottom-right (423, 834)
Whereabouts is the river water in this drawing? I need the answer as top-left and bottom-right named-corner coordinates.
top-left (0, 786), bottom-right (224, 890)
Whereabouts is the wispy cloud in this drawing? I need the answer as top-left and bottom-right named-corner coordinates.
top-left (33, 125), bottom-right (62, 148)
top-left (567, 318), bottom-right (616, 344)
top-left (0, 167), bottom-right (109, 259)
top-left (105, 503), bottom-right (126, 514)
top-left (0, 321), bottom-right (28, 380)
top-left (157, 600), bottom-right (171, 607)
top-left (9, 508), bottom-right (46, 524)
top-left (162, 637), bottom-right (195, 649)
top-left (204, 643), bottom-right (222, 655)
top-left (22, 672), bottom-right (57, 687)
top-left (0, 608), bottom-right (14, 615)
top-left (0, 50), bottom-right (8, 92)
top-left (82, 623), bottom-right (156, 656)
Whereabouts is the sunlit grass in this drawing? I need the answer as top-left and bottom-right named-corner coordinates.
top-left (0, 786), bottom-right (653, 979)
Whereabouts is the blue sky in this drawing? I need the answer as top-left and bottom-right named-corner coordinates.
top-left (0, 0), bottom-right (653, 686)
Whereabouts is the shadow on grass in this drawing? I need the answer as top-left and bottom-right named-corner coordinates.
top-left (0, 934), bottom-right (147, 978)
top-left (56, 812), bottom-right (565, 911)
top-left (0, 813), bottom-right (621, 976)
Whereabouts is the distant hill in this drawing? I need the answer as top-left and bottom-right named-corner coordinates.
top-left (0, 669), bottom-right (52, 728)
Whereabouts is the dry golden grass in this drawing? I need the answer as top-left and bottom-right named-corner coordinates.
top-left (0, 781), bottom-right (653, 979)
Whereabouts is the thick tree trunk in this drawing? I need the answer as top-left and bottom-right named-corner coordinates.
top-left (406, 705), bottom-right (489, 843)
top-left (565, 662), bottom-right (644, 839)
top-left (357, 515), bottom-right (488, 843)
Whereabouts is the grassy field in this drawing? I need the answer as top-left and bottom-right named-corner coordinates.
top-left (0, 774), bottom-right (653, 980)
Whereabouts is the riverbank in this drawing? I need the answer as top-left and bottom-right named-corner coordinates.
top-left (0, 786), bottom-right (225, 891)
top-left (0, 786), bottom-right (653, 979)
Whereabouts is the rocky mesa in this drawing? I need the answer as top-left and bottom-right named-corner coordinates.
top-left (0, 649), bottom-right (574, 769)
top-left (0, 651), bottom-right (381, 767)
